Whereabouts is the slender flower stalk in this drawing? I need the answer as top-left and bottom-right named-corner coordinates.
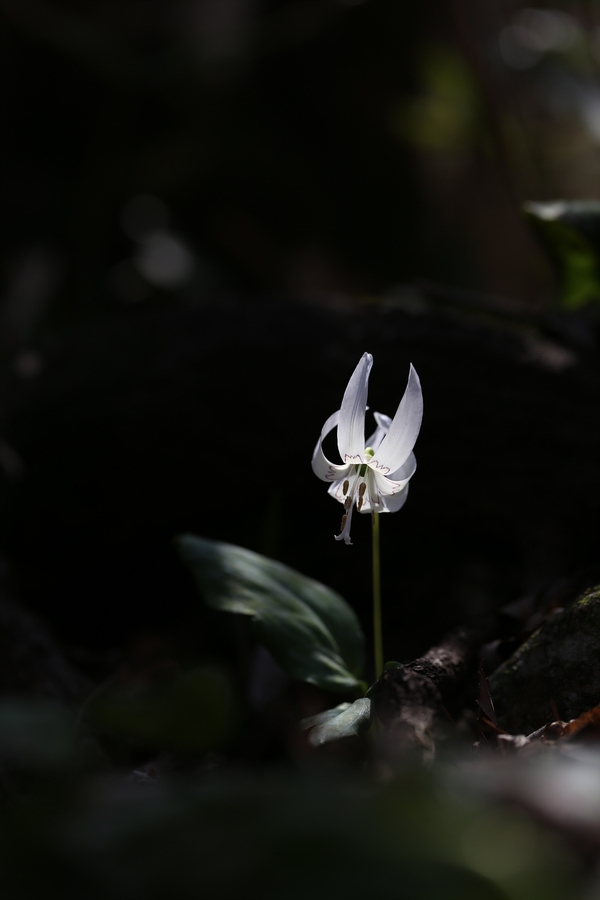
top-left (312, 352), bottom-right (423, 681)
top-left (372, 511), bottom-right (383, 678)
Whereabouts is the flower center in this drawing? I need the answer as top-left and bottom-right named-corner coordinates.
top-left (335, 452), bottom-right (383, 542)
top-left (358, 464), bottom-right (366, 477)
top-left (358, 446), bottom-right (375, 476)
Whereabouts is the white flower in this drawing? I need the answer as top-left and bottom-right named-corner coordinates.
top-left (311, 352), bottom-right (423, 545)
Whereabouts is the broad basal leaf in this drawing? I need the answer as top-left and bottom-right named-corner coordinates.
top-left (175, 535), bottom-right (365, 694)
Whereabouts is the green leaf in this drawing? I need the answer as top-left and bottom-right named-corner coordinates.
top-left (523, 200), bottom-right (600, 309)
top-left (385, 660), bottom-right (403, 671)
top-left (175, 534), bottom-right (365, 694)
top-left (302, 698), bottom-right (372, 746)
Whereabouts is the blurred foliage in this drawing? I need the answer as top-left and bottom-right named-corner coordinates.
top-left (2, 0), bottom-right (600, 336)
top-left (0, 696), bottom-right (584, 900)
top-left (176, 534), bottom-right (366, 694)
top-left (391, 45), bottom-right (481, 156)
top-left (85, 665), bottom-right (236, 754)
top-left (0, 699), bottom-right (76, 771)
top-left (524, 201), bottom-right (600, 309)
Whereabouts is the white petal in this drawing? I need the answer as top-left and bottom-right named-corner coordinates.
top-left (389, 451), bottom-right (416, 482)
top-left (373, 364), bottom-right (423, 473)
top-left (381, 483), bottom-right (410, 513)
top-left (371, 467), bottom-right (412, 497)
top-left (337, 352), bottom-right (372, 462)
top-left (311, 410), bottom-right (352, 482)
top-left (365, 411), bottom-right (391, 452)
top-left (358, 470), bottom-right (410, 514)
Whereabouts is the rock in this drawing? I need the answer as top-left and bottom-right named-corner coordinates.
top-left (489, 586), bottom-right (600, 734)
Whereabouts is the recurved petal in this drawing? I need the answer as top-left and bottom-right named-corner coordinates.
top-left (372, 467), bottom-right (412, 497)
top-left (381, 483), bottom-right (410, 513)
top-left (337, 352), bottom-right (372, 463)
top-left (311, 410), bottom-right (352, 482)
top-left (374, 364), bottom-right (423, 473)
top-left (365, 411), bottom-right (391, 453)
top-left (388, 451), bottom-right (416, 482)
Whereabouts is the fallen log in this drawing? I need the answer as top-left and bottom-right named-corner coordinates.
top-left (370, 619), bottom-right (499, 761)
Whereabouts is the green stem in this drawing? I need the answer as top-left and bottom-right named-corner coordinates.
top-left (372, 511), bottom-right (383, 679)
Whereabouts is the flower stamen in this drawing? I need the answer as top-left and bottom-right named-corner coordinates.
top-left (357, 481), bottom-right (367, 511)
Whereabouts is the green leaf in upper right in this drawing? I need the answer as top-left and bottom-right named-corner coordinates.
top-left (524, 200), bottom-right (600, 310)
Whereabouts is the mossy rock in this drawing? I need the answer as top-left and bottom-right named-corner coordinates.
top-left (489, 586), bottom-right (600, 734)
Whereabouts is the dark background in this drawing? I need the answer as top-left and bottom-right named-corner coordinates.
top-left (0, 0), bottom-right (598, 668)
